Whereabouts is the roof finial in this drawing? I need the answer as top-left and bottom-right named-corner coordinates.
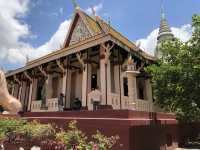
top-left (161, 0), bottom-right (165, 20)
top-left (26, 55), bottom-right (29, 64)
top-left (0, 66), bottom-right (5, 72)
top-left (91, 6), bottom-right (96, 17)
top-left (108, 16), bottom-right (111, 26)
top-left (71, 0), bottom-right (79, 10)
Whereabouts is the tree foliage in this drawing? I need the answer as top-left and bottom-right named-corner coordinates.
top-left (146, 14), bottom-right (200, 122)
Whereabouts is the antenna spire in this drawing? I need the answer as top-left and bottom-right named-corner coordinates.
top-left (26, 55), bottom-right (29, 64)
top-left (91, 6), bottom-right (96, 17)
top-left (161, 0), bottom-right (165, 20)
top-left (71, 0), bottom-right (79, 10)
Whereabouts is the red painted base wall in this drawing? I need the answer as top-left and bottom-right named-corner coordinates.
top-left (21, 110), bottom-right (179, 150)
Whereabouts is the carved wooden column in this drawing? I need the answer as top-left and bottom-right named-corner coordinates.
top-left (14, 75), bottom-right (22, 100)
top-left (76, 52), bottom-right (87, 108)
top-left (56, 59), bottom-right (66, 94)
top-left (107, 57), bottom-right (112, 104)
top-left (24, 71), bottom-right (33, 112)
top-left (56, 59), bottom-right (67, 110)
top-left (66, 68), bottom-right (71, 108)
top-left (100, 46), bottom-right (106, 105)
top-left (100, 43), bottom-right (114, 106)
top-left (20, 81), bottom-right (27, 111)
top-left (82, 64), bottom-right (87, 108)
top-left (11, 83), bottom-right (15, 96)
top-left (38, 66), bottom-right (48, 110)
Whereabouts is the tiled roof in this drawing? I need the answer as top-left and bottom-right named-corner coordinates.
top-left (17, 8), bottom-right (155, 73)
top-left (79, 10), bottom-right (155, 61)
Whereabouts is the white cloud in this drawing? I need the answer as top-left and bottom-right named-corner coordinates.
top-left (30, 19), bottom-right (71, 59)
top-left (0, 2), bottom-right (104, 70)
top-left (137, 29), bottom-right (159, 55)
top-left (0, 0), bottom-right (30, 66)
top-left (137, 24), bottom-right (193, 55)
top-left (171, 24), bottom-right (192, 42)
top-left (86, 3), bottom-right (103, 15)
top-left (0, 1), bottom-right (192, 70)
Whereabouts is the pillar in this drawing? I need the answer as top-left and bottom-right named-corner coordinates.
top-left (32, 78), bottom-right (37, 101)
top-left (11, 84), bottom-right (14, 96)
top-left (27, 82), bottom-right (33, 111)
top-left (82, 65), bottom-right (87, 108)
top-left (106, 60), bottom-right (112, 105)
top-left (126, 71), bottom-right (139, 109)
top-left (66, 69), bottom-right (71, 108)
top-left (87, 64), bottom-right (92, 93)
top-left (41, 76), bottom-right (49, 110)
top-left (61, 70), bottom-right (67, 107)
top-left (100, 46), bottom-right (106, 105)
top-left (18, 83), bottom-right (22, 101)
top-left (62, 73), bottom-right (67, 94)
top-left (20, 82), bottom-right (27, 111)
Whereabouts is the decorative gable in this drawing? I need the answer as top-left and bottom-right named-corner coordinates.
top-left (69, 18), bottom-right (91, 45)
top-left (63, 10), bottom-right (104, 48)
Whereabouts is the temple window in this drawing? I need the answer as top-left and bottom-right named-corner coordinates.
top-left (91, 74), bottom-right (97, 90)
top-left (52, 76), bottom-right (59, 98)
top-left (123, 77), bottom-right (128, 96)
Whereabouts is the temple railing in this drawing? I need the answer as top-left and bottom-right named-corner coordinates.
top-left (31, 98), bottom-right (59, 112)
top-left (110, 93), bottom-right (120, 109)
top-left (30, 95), bottom-right (152, 112)
top-left (31, 100), bottom-right (42, 112)
top-left (122, 96), bottom-right (129, 109)
top-left (109, 94), bottom-right (152, 111)
top-left (135, 99), bottom-right (152, 112)
top-left (47, 98), bottom-right (59, 111)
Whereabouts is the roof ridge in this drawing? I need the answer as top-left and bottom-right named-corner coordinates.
top-left (79, 9), bottom-right (155, 60)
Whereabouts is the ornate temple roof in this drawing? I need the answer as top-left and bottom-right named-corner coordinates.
top-left (30, 8), bottom-right (155, 64)
top-left (6, 6), bottom-right (156, 77)
top-left (157, 3), bottom-right (174, 43)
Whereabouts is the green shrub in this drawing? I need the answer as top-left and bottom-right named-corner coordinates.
top-left (0, 119), bottom-right (120, 150)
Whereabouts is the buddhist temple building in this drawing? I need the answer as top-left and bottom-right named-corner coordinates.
top-left (5, 5), bottom-right (157, 113)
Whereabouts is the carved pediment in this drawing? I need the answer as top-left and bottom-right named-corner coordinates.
top-left (69, 18), bottom-right (91, 45)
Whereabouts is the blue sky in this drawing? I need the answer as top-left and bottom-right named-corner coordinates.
top-left (26, 0), bottom-right (199, 46)
top-left (0, 0), bottom-right (199, 70)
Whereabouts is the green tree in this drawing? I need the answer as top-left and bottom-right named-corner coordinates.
top-left (146, 14), bottom-right (200, 122)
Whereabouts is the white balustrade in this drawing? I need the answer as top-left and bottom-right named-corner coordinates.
top-left (47, 98), bottom-right (59, 111)
top-left (31, 100), bottom-right (42, 112)
top-left (31, 98), bottom-right (59, 112)
top-left (87, 90), bottom-right (102, 110)
top-left (122, 96), bottom-right (129, 109)
top-left (135, 99), bottom-right (152, 112)
top-left (110, 93), bottom-right (121, 109)
top-left (30, 96), bottom-right (152, 112)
